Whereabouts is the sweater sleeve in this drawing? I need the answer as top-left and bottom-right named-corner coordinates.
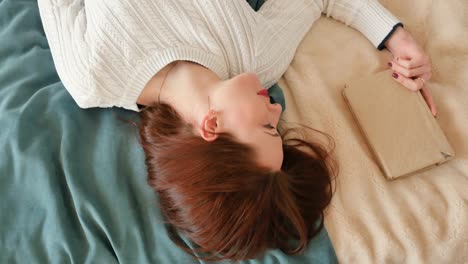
top-left (258, 0), bottom-right (401, 50)
top-left (38, 0), bottom-right (93, 108)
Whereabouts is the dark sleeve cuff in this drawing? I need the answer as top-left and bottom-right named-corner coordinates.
top-left (377, 23), bottom-right (404, 51)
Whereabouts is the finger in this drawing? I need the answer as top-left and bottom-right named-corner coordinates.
top-left (396, 55), bottom-right (430, 69)
top-left (419, 71), bottom-right (432, 83)
top-left (391, 71), bottom-right (437, 116)
top-left (420, 86), bottom-right (437, 117)
top-left (388, 62), bottom-right (431, 79)
top-left (391, 71), bottom-right (422, 92)
top-left (414, 72), bottom-right (433, 87)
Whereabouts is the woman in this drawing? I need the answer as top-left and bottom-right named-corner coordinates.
top-left (38, 0), bottom-right (434, 261)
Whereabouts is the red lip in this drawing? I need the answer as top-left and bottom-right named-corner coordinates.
top-left (257, 88), bottom-right (269, 98)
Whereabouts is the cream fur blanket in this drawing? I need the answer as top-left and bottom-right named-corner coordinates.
top-left (278, 1), bottom-right (468, 263)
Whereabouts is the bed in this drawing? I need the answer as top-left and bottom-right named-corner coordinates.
top-left (277, 0), bottom-right (468, 262)
top-left (0, 0), bottom-right (336, 263)
top-left (1, 0), bottom-right (467, 263)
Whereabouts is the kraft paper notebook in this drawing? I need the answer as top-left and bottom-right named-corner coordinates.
top-left (342, 70), bottom-right (455, 180)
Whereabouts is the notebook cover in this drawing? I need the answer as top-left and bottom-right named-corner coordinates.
top-left (342, 70), bottom-right (455, 180)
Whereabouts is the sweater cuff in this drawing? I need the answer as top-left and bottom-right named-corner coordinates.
top-left (377, 22), bottom-right (404, 50)
top-left (351, 0), bottom-right (402, 49)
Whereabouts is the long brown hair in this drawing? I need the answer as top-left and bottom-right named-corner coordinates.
top-left (138, 103), bottom-right (337, 262)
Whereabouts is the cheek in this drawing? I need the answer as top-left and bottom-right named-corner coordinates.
top-left (224, 104), bottom-right (252, 131)
top-left (214, 84), bottom-right (263, 132)
top-left (220, 102), bottom-right (259, 141)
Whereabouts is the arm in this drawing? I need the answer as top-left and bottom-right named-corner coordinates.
top-left (258, 0), bottom-right (402, 50)
top-left (38, 0), bottom-right (93, 108)
top-left (320, 0), bottom-right (402, 50)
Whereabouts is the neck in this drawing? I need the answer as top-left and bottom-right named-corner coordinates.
top-left (146, 61), bottom-right (221, 128)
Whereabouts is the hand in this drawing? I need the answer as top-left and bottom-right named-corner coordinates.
top-left (385, 27), bottom-right (437, 117)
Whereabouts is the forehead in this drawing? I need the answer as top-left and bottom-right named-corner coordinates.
top-left (233, 128), bottom-right (283, 171)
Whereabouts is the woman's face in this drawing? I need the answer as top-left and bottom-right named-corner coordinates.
top-left (210, 73), bottom-right (284, 170)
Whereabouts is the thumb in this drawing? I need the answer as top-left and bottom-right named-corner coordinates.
top-left (420, 86), bottom-right (437, 117)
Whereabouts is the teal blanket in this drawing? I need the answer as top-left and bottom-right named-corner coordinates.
top-left (0, 0), bottom-right (337, 263)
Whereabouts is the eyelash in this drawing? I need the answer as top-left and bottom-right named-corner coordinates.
top-left (263, 123), bottom-right (277, 131)
top-left (263, 123), bottom-right (280, 137)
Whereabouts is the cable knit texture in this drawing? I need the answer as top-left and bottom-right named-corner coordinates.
top-left (38, 0), bottom-right (400, 111)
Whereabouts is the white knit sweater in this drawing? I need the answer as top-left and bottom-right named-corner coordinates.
top-left (38, 0), bottom-right (400, 111)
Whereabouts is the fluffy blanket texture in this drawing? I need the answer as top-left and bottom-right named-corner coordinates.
top-left (278, 1), bottom-right (468, 263)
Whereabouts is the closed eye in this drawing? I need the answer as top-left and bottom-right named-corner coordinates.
top-left (263, 124), bottom-right (280, 137)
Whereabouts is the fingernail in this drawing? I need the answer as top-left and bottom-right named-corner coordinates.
top-left (392, 72), bottom-right (399, 79)
top-left (387, 62), bottom-right (392, 67)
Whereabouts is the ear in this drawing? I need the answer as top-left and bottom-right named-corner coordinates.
top-left (199, 111), bottom-right (219, 142)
